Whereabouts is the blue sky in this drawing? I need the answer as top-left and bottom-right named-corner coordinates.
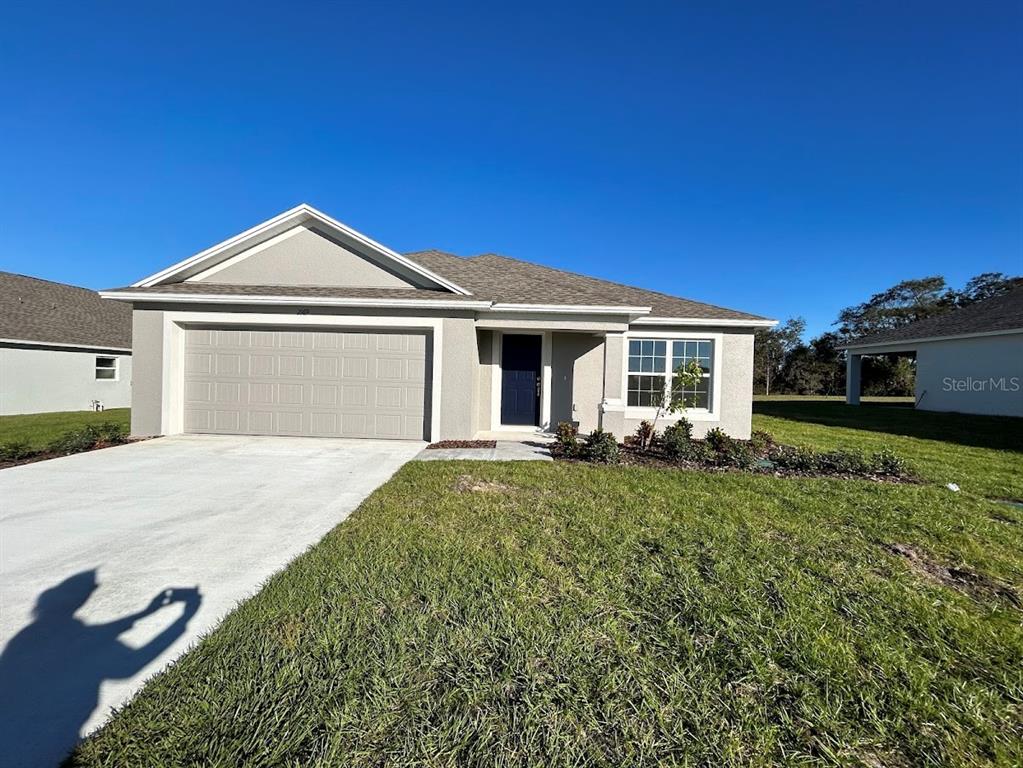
top-left (1, 1), bottom-right (1020, 337)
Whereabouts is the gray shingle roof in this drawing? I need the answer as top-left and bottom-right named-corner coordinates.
top-left (1, 271), bottom-right (132, 349)
top-left (106, 249), bottom-right (771, 322)
top-left (103, 282), bottom-right (477, 302)
top-left (408, 251), bottom-right (770, 320)
top-left (842, 287), bottom-right (1023, 348)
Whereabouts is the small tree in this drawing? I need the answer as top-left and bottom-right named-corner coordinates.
top-left (641, 359), bottom-right (705, 449)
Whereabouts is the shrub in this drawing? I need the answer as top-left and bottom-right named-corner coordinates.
top-left (676, 438), bottom-right (714, 464)
top-left (95, 421), bottom-right (127, 444)
top-left (816, 449), bottom-right (872, 475)
top-left (0, 440), bottom-right (35, 461)
top-left (748, 430), bottom-right (774, 455)
top-left (583, 429), bottom-right (620, 464)
top-left (871, 448), bottom-right (911, 477)
top-left (47, 426), bottom-right (102, 455)
top-left (552, 422), bottom-right (580, 457)
top-left (719, 440), bottom-right (758, 470)
top-left (634, 420), bottom-right (656, 449)
top-left (770, 445), bottom-right (820, 472)
top-left (661, 420), bottom-right (693, 460)
top-left (704, 427), bottom-right (732, 453)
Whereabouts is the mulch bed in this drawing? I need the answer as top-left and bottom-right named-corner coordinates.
top-left (0, 439), bottom-right (147, 470)
top-left (426, 440), bottom-right (498, 450)
top-left (556, 443), bottom-right (917, 484)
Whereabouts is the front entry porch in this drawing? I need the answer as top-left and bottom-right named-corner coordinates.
top-left (478, 328), bottom-right (610, 436)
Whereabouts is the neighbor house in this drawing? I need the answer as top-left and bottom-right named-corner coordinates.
top-left (840, 287), bottom-right (1023, 417)
top-left (101, 205), bottom-right (774, 442)
top-left (0, 272), bottom-right (133, 416)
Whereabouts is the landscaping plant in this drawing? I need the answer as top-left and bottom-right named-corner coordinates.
top-left (582, 428), bottom-right (619, 464)
top-left (644, 358), bottom-right (705, 446)
top-left (660, 418), bottom-right (694, 460)
top-left (552, 421), bottom-right (580, 458)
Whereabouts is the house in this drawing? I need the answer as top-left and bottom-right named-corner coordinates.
top-left (840, 287), bottom-right (1023, 417)
top-left (101, 205), bottom-right (775, 442)
top-left (0, 272), bottom-right (133, 416)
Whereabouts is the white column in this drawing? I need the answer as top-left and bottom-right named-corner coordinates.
top-left (846, 353), bottom-right (862, 405)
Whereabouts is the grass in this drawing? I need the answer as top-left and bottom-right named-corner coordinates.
top-left (753, 398), bottom-right (1023, 500)
top-left (71, 450), bottom-right (1023, 764)
top-left (0, 408), bottom-right (130, 452)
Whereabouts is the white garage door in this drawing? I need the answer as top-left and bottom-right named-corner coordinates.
top-left (183, 328), bottom-right (429, 440)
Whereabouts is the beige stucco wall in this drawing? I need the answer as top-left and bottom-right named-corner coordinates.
top-left (550, 332), bottom-right (605, 432)
top-left (0, 345), bottom-right (132, 416)
top-left (476, 330), bottom-right (494, 432)
top-left (125, 303), bottom-right (759, 442)
top-left (603, 328), bottom-right (755, 440)
top-left (194, 226), bottom-right (418, 288)
top-left (914, 333), bottom-right (1023, 417)
top-left (130, 309), bottom-right (165, 436)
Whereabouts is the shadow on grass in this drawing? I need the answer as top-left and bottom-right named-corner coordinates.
top-left (754, 399), bottom-right (1023, 453)
top-left (0, 570), bottom-right (200, 767)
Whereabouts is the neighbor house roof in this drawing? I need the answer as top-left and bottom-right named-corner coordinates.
top-left (0, 271), bottom-right (133, 350)
top-left (840, 287), bottom-right (1023, 349)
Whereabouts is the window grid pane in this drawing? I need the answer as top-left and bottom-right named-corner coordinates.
top-left (627, 340), bottom-right (665, 374)
top-left (627, 374), bottom-right (666, 407)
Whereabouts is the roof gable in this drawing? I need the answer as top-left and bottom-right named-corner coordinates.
top-left (190, 225), bottom-right (422, 289)
top-left (135, 204), bottom-right (470, 295)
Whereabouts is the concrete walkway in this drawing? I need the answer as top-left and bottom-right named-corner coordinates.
top-left (0, 434), bottom-right (422, 767)
top-left (416, 440), bottom-right (553, 461)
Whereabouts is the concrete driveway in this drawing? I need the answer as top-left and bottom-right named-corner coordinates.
top-left (0, 434), bottom-right (422, 767)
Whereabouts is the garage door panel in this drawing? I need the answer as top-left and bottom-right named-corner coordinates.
top-left (184, 328), bottom-right (428, 440)
top-left (312, 356), bottom-right (339, 378)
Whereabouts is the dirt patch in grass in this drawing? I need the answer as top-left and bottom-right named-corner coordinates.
top-left (453, 474), bottom-right (515, 494)
top-left (883, 543), bottom-right (1020, 607)
top-left (427, 440), bottom-right (497, 449)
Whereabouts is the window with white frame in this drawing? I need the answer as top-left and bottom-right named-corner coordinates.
top-left (627, 339), bottom-right (712, 409)
top-left (95, 356), bottom-right (118, 380)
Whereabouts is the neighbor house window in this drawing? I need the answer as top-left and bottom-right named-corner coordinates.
top-left (627, 339), bottom-right (712, 409)
top-left (95, 356), bottom-right (118, 380)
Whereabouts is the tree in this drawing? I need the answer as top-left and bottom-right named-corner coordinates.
top-left (753, 317), bottom-right (805, 395)
top-left (946, 272), bottom-right (1023, 307)
top-left (835, 276), bottom-right (947, 339)
top-left (642, 359), bottom-right (704, 449)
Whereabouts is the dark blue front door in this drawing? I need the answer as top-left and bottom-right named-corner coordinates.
top-left (500, 334), bottom-right (541, 426)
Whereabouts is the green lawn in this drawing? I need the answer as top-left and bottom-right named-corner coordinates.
top-left (753, 399), bottom-right (1023, 500)
top-left (71, 414), bottom-right (1023, 766)
top-left (0, 408), bottom-right (130, 451)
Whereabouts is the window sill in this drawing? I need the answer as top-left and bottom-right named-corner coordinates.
top-left (604, 403), bottom-right (721, 423)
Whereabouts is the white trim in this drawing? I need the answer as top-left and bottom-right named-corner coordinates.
top-left (839, 327), bottom-right (1023, 351)
top-left (0, 337), bottom-right (133, 353)
top-left (133, 204), bottom-right (472, 295)
top-left (490, 303), bottom-right (650, 315)
top-left (620, 330), bottom-right (724, 423)
top-left (631, 316), bottom-right (776, 327)
top-left (183, 225), bottom-right (307, 282)
top-left (158, 311), bottom-right (445, 441)
top-left (102, 291), bottom-right (490, 311)
top-left (489, 330), bottom-right (553, 431)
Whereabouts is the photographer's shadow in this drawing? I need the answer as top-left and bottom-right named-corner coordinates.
top-left (0, 569), bottom-right (201, 767)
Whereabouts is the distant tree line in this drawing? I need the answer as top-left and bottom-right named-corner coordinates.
top-left (754, 272), bottom-right (1023, 397)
